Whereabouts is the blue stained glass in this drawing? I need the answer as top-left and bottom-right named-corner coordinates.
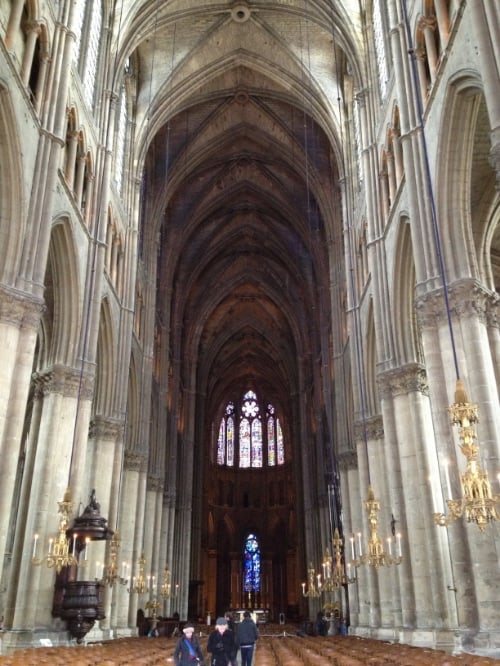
top-left (243, 534), bottom-right (261, 592)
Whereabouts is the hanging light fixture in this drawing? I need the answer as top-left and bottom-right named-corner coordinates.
top-left (32, 487), bottom-right (78, 573)
top-left (301, 562), bottom-right (322, 598)
top-left (349, 488), bottom-right (402, 570)
top-left (433, 380), bottom-right (500, 531)
top-left (321, 528), bottom-right (356, 589)
top-left (129, 552), bottom-right (147, 594)
top-left (160, 564), bottom-right (172, 599)
top-left (399, 2), bottom-right (500, 532)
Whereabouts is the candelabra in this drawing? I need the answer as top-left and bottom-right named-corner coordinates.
top-left (321, 529), bottom-right (356, 590)
top-left (160, 564), bottom-right (172, 599)
top-left (99, 532), bottom-right (128, 586)
top-left (145, 597), bottom-right (161, 618)
top-left (301, 561), bottom-right (322, 597)
top-left (434, 380), bottom-right (500, 532)
top-left (350, 487), bottom-right (402, 570)
top-left (32, 488), bottom-right (79, 573)
top-left (129, 552), bottom-right (147, 594)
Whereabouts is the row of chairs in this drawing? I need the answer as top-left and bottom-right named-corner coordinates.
top-left (0, 629), bottom-right (499, 665)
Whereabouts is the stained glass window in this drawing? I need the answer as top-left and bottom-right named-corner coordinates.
top-left (243, 533), bottom-right (261, 592)
top-left (216, 393), bottom-right (284, 467)
top-left (277, 418), bottom-right (284, 465)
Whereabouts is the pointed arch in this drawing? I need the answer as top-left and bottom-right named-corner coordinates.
top-left (93, 298), bottom-right (116, 417)
top-left (45, 218), bottom-right (81, 366)
top-left (437, 73), bottom-right (498, 286)
top-left (393, 215), bottom-right (423, 365)
top-left (0, 84), bottom-right (25, 284)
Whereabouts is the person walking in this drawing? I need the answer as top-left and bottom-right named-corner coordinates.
top-left (236, 611), bottom-right (259, 666)
top-left (173, 624), bottom-right (205, 666)
top-left (207, 616), bottom-right (238, 666)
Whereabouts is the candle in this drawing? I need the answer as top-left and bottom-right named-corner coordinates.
top-left (357, 532), bottom-right (363, 557)
top-left (346, 563), bottom-right (351, 580)
top-left (84, 538), bottom-right (89, 560)
top-left (396, 533), bottom-right (402, 557)
top-left (72, 534), bottom-right (77, 557)
top-left (350, 535), bottom-right (355, 560)
top-left (322, 563), bottom-right (326, 578)
top-left (387, 537), bottom-right (392, 556)
top-left (301, 582), bottom-right (305, 594)
top-left (48, 538), bottom-right (53, 555)
top-left (317, 573), bottom-right (321, 589)
top-left (33, 534), bottom-right (39, 559)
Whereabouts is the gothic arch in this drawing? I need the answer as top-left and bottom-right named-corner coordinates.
top-left (0, 84), bottom-right (25, 285)
top-left (393, 216), bottom-right (422, 365)
top-left (93, 298), bottom-right (116, 417)
top-left (437, 73), bottom-right (497, 285)
top-left (45, 218), bottom-right (81, 366)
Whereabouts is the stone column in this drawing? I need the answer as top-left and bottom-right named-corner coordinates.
top-left (0, 289), bottom-right (43, 575)
top-left (7, 365), bottom-right (84, 634)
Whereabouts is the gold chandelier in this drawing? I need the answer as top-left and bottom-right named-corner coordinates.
top-left (301, 561), bottom-right (322, 597)
top-left (321, 529), bottom-right (355, 590)
top-left (160, 564), bottom-right (172, 599)
top-left (32, 488), bottom-right (79, 573)
top-left (350, 486), bottom-right (402, 570)
top-left (302, 528), bottom-right (355, 596)
top-left (129, 552), bottom-right (148, 594)
top-left (434, 379), bottom-right (500, 531)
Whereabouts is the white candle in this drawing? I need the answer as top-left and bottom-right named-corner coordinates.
top-left (357, 532), bottom-right (363, 557)
top-left (48, 538), bottom-right (53, 555)
top-left (317, 573), bottom-right (321, 589)
top-left (33, 534), bottom-right (39, 558)
top-left (396, 533), bottom-right (402, 557)
top-left (84, 538), bottom-right (89, 560)
top-left (346, 563), bottom-right (351, 580)
top-left (387, 537), bottom-right (392, 556)
top-left (301, 582), bottom-right (305, 594)
top-left (350, 536), bottom-right (355, 560)
top-left (322, 562), bottom-right (326, 578)
top-left (72, 534), bottom-right (77, 556)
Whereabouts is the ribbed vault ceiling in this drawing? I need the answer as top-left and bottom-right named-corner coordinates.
top-left (126, 1), bottom-right (361, 424)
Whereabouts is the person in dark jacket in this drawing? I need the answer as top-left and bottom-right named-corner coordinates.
top-left (236, 611), bottom-right (259, 666)
top-left (173, 624), bottom-right (205, 666)
top-left (207, 616), bottom-right (237, 666)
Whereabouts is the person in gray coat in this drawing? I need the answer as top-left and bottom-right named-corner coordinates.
top-left (236, 611), bottom-right (259, 666)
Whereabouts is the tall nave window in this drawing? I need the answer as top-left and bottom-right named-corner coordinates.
top-left (217, 390), bottom-right (285, 468)
top-left (72, 1), bottom-right (103, 108)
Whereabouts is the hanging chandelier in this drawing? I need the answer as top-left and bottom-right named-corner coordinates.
top-left (160, 564), bottom-right (172, 599)
top-left (434, 380), bottom-right (500, 531)
top-left (350, 486), bottom-right (402, 570)
top-left (301, 561), bottom-right (322, 597)
top-left (129, 552), bottom-right (148, 594)
top-left (32, 488), bottom-right (78, 573)
top-left (321, 529), bottom-right (356, 589)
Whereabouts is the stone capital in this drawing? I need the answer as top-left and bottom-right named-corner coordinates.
top-left (377, 364), bottom-right (429, 399)
top-left (354, 415), bottom-right (384, 442)
top-left (32, 364), bottom-right (94, 398)
top-left (147, 475), bottom-right (164, 492)
top-left (124, 450), bottom-right (146, 472)
top-left (415, 280), bottom-right (496, 329)
top-left (0, 285), bottom-right (45, 330)
top-left (89, 416), bottom-right (124, 440)
top-left (338, 450), bottom-right (358, 472)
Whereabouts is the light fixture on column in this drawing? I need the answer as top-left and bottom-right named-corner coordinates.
top-left (433, 380), bottom-right (500, 531)
top-left (128, 552), bottom-right (147, 594)
top-left (301, 562), bottom-right (322, 597)
top-left (400, 3), bottom-right (500, 533)
top-left (101, 532), bottom-right (129, 586)
top-left (160, 564), bottom-right (172, 599)
top-left (32, 487), bottom-right (78, 573)
top-left (350, 487), bottom-right (402, 570)
top-left (321, 529), bottom-right (356, 589)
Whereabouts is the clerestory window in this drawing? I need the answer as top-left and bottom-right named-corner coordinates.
top-left (217, 390), bottom-right (285, 468)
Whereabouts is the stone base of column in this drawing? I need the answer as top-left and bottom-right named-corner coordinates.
top-left (0, 628), bottom-right (72, 651)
